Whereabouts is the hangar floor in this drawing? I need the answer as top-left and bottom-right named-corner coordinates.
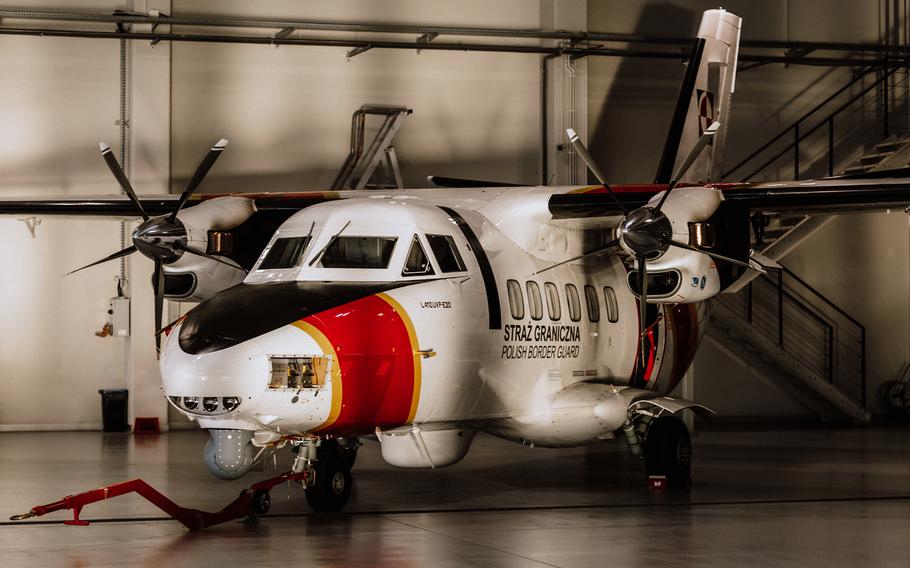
top-left (1, 427), bottom-right (909, 567)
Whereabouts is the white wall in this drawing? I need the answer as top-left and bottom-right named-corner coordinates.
top-left (171, 0), bottom-right (542, 191)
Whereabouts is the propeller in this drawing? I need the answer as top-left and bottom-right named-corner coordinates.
top-left (566, 129), bottom-right (628, 215)
top-left (563, 122), bottom-right (750, 369)
top-left (68, 138), bottom-right (231, 351)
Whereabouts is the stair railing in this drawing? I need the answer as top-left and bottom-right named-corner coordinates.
top-left (724, 61), bottom-right (907, 182)
top-left (714, 265), bottom-right (866, 409)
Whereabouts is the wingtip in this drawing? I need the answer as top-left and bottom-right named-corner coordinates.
top-left (214, 138), bottom-right (229, 149)
top-left (99, 142), bottom-right (111, 153)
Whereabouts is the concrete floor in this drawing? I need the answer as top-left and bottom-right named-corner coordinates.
top-left (1, 427), bottom-right (909, 567)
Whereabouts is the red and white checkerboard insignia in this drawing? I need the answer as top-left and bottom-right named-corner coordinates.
top-left (696, 89), bottom-right (715, 135)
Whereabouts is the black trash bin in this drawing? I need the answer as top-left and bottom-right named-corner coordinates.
top-left (98, 389), bottom-right (129, 432)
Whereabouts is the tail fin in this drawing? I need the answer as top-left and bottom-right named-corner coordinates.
top-left (654, 9), bottom-right (741, 184)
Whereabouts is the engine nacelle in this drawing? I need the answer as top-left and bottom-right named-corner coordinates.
top-left (377, 427), bottom-right (476, 468)
top-left (165, 197), bottom-right (256, 302)
top-left (624, 186), bottom-right (726, 304)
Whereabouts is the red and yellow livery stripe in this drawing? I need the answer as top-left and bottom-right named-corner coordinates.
top-left (292, 292), bottom-right (422, 435)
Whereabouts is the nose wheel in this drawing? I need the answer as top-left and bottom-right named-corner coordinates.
top-left (305, 441), bottom-right (353, 512)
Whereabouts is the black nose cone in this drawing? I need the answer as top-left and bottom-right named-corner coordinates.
top-left (178, 281), bottom-right (409, 355)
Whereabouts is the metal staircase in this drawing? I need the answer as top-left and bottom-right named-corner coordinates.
top-left (708, 267), bottom-right (869, 424)
top-left (704, 63), bottom-right (910, 423)
top-left (725, 65), bottom-right (910, 262)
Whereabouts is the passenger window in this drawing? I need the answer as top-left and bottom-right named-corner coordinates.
top-left (565, 284), bottom-right (581, 322)
top-left (544, 282), bottom-right (561, 321)
top-left (402, 236), bottom-right (435, 276)
top-left (526, 281), bottom-right (543, 321)
top-left (426, 234), bottom-right (467, 272)
top-left (584, 284), bottom-right (600, 322)
top-left (319, 236), bottom-right (397, 269)
top-left (507, 279), bottom-right (525, 320)
top-left (603, 286), bottom-right (619, 323)
top-left (259, 236), bottom-right (311, 269)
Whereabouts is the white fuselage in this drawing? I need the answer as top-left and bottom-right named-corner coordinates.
top-left (160, 186), bottom-right (705, 447)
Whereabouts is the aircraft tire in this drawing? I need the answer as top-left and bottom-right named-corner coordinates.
top-left (251, 489), bottom-right (271, 515)
top-left (305, 448), bottom-right (353, 512)
top-left (643, 416), bottom-right (692, 488)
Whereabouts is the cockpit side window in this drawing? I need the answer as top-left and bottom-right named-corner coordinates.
top-left (319, 236), bottom-right (397, 269)
top-left (402, 236), bottom-right (435, 276)
top-left (426, 234), bottom-right (467, 273)
top-left (259, 236), bottom-right (311, 269)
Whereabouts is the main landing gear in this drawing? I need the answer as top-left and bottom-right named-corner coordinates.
top-left (250, 437), bottom-right (360, 515)
top-left (623, 410), bottom-right (692, 488)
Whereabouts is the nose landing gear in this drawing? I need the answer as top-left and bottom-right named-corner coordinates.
top-left (304, 439), bottom-right (354, 512)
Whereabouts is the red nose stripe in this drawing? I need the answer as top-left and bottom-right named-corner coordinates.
top-left (301, 294), bottom-right (418, 435)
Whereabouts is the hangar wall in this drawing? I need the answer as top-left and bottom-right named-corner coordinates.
top-left (0, 0), bottom-right (906, 428)
top-left (0, 0), bottom-right (544, 429)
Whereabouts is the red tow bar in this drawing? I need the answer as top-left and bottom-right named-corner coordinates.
top-left (9, 470), bottom-right (313, 530)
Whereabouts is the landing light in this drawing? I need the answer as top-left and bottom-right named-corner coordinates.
top-left (170, 395), bottom-right (241, 416)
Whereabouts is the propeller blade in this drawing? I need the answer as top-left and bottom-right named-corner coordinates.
top-left (99, 143), bottom-right (150, 221)
top-left (65, 246), bottom-right (137, 276)
top-left (153, 259), bottom-right (165, 353)
top-left (566, 129), bottom-right (628, 215)
top-left (530, 239), bottom-right (620, 276)
top-left (637, 254), bottom-right (649, 369)
top-left (169, 138), bottom-right (229, 222)
top-left (663, 239), bottom-right (761, 272)
top-left (174, 242), bottom-right (246, 272)
top-left (654, 120), bottom-right (721, 213)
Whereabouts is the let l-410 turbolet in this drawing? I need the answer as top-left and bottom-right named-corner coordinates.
top-left (159, 193), bottom-right (709, 512)
top-left (8, 8), bottom-right (910, 513)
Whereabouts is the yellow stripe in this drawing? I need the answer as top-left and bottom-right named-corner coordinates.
top-left (567, 185), bottom-right (603, 194)
top-left (291, 321), bottom-right (342, 431)
top-left (376, 292), bottom-right (422, 423)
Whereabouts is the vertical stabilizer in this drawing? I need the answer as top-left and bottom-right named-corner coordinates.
top-left (656, 9), bottom-right (741, 184)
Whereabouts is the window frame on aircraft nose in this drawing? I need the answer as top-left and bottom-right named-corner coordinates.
top-left (402, 235), bottom-right (435, 277)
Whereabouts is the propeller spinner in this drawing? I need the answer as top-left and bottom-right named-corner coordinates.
top-left (68, 138), bottom-right (230, 351)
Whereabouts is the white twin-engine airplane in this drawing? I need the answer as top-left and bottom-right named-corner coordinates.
top-left (5, 9), bottom-right (910, 513)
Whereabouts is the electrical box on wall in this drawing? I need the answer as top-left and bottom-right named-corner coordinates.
top-left (111, 297), bottom-right (130, 337)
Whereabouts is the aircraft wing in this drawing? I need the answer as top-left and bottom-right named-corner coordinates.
top-left (0, 191), bottom-right (342, 217)
top-left (548, 176), bottom-right (910, 219)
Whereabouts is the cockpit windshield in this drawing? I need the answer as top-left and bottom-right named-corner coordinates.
top-left (259, 236), bottom-right (311, 269)
top-left (319, 236), bottom-right (397, 269)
